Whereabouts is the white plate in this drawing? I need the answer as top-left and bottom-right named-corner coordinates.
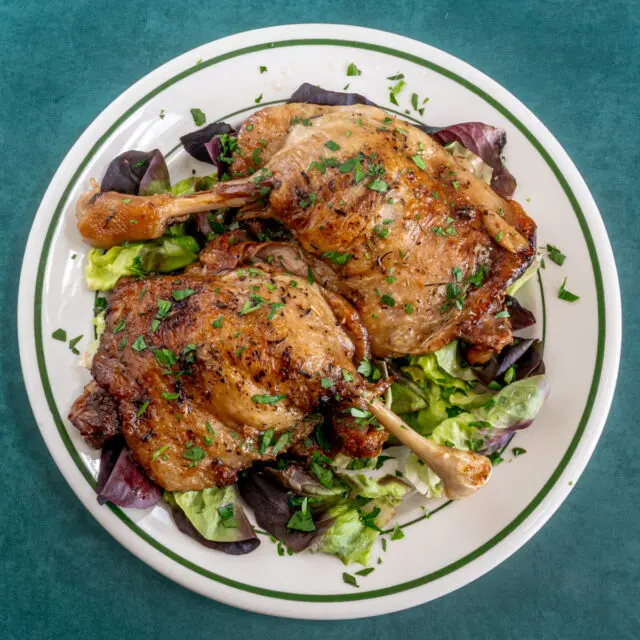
top-left (17, 24), bottom-right (621, 619)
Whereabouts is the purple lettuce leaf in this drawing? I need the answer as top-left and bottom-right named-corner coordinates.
top-left (180, 122), bottom-right (237, 165)
top-left (506, 295), bottom-right (537, 331)
top-left (476, 338), bottom-right (546, 385)
top-left (167, 500), bottom-right (260, 555)
top-left (476, 374), bottom-right (550, 454)
top-left (96, 439), bottom-right (161, 509)
top-left (238, 471), bottom-right (327, 552)
top-left (288, 82), bottom-right (377, 107)
top-left (101, 149), bottom-right (169, 195)
top-left (428, 123), bottom-right (517, 197)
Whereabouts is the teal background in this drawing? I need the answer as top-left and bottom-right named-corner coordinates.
top-left (1, 0), bottom-right (638, 637)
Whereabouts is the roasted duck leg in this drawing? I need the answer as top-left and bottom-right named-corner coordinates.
top-left (74, 254), bottom-right (491, 496)
top-left (77, 103), bottom-right (536, 360)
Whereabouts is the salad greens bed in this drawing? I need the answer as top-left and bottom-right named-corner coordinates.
top-left (70, 81), bottom-right (557, 570)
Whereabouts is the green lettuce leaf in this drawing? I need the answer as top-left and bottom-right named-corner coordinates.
top-left (86, 236), bottom-right (200, 291)
top-left (311, 475), bottom-right (410, 565)
top-left (433, 340), bottom-right (477, 381)
top-left (404, 454), bottom-right (443, 498)
top-left (507, 256), bottom-right (540, 296)
top-left (165, 485), bottom-right (252, 543)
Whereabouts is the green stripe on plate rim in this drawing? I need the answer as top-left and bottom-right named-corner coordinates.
top-left (32, 38), bottom-right (605, 603)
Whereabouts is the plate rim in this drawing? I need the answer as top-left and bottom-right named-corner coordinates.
top-left (17, 24), bottom-right (622, 619)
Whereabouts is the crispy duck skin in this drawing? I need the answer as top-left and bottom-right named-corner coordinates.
top-left (76, 103), bottom-right (536, 360)
top-left (90, 266), bottom-right (367, 491)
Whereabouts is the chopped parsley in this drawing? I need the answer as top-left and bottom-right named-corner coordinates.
top-left (287, 500), bottom-right (315, 532)
top-left (267, 302), bottom-right (285, 321)
top-left (161, 392), bottom-right (179, 401)
top-left (151, 444), bottom-right (170, 461)
top-left (136, 401), bottom-right (150, 418)
top-left (380, 293), bottom-right (396, 307)
top-left (239, 294), bottom-right (266, 315)
top-left (52, 328), bottom-right (67, 341)
top-left (322, 251), bottom-right (352, 265)
top-left (390, 525), bottom-right (405, 540)
top-left (217, 503), bottom-right (237, 528)
top-left (251, 394), bottom-right (287, 405)
top-left (259, 428), bottom-right (275, 455)
top-left (320, 377), bottom-right (334, 389)
top-left (172, 288), bottom-right (196, 301)
top-left (271, 431), bottom-right (291, 455)
top-left (190, 108), bottom-right (206, 126)
top-left (346, 62), bottom-right (362, 76)
top-left (211, 316), bottom-right (223, 328)
top-left (367, 177), bottom-right (389, 193)
top-left (355, 567), bottom-right (375, 577)
top-left (547, 244), bottom-right (566, 265)
top-left (183, 446), bottom-right (206, 465)
top-left (374, 225), bottom-right (390, 239)
top-left (512, 447), bottom-right (527, 457)
top-left (411, 154), bottom-right (426, 170)
top-left (324, 140), bottom-right (340, 151)
top-left (131, 335), bottom-right (147, 352)
top-left (254, 93), bottom-right (263, 104)
top-left (386, 73), bottom-right (404, 80)
top-left (342, 571), bottom-right (360, 589)
top-left (495, 310), bottom-right (511, 318)
top-left (113, 319), bottom-right (126, 333)
top-left (342, 370), bottom-right (354, 382)
top-left (558, 278), bottom-right (580, 302)
top-left (404, 303), bottom-right (414, 314)
top-left (259, 65), bottom-right (267, 73)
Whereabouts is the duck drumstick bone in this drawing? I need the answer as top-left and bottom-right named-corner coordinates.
top-left (76, 178), bottom-right (267, 249)
top-left (367, 399), bottom-right (492, 499)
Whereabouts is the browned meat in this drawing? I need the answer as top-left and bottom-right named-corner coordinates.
top-left (230, 104), bottom-right (536, 358)
top-left (76, 103), bottom-right (536, 359)
top-left (68, 381), bottom-right (120, 448)
top-left (91, 266), bottom-right (367, 491)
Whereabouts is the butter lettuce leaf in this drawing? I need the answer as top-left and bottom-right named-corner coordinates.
top-left (86, 236), bottom-right (199, 290)
top-left (165, 485), bottom-right (256, 543)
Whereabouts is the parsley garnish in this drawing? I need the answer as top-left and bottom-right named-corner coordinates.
top-left (404, 303), bottom-right (414, 314)
top-left (367, 177), bottom-right (389, 193)
top-left (271, 432), bottom-right (291, 455)
top-left (322, 251), bottom-right (352, 265)
top-left (113, 319), bottom-right (126, 333)
top-left (136, 401), bottom-right (150, 418)
top-left (343, 572), bottom-right (359, 588)
top-left (254, 93), bottom-right (263, 104)
top-left (52, 328), bottom-right (67, 341)
top-left (512, 447), bottom-right (527, 457)
top-left (346, 62), bottom-right (362, 76)
top-left (355, 567), bottom-right (375, 577)
top-left (161, 392), bottom-right (179, 401)
top-left (183, 446), bottom-right (206, 465)
top-left (251, 394), bottom-right (287, 405)
top-left (380, 293), bottom-right (396, 307)
top-left (259, 428), bottom-right (275, 455)
top-left (190, 108), bottom-right (206, 126)
top-left (324, 140), bottom-right (340, 151)
top-left (217, 503), bottom-right (237, 528)
top-left (558, 278), bottom-right (580, 302)
top-left (172, 288), bottom-right (195, 301)
top-left (132, 335), bottom-right (147, 352)
top-left (411, 154), bottom-right (426, 170)
top-left (259, 65), bottom-right (267, 73)
top-left (211, 316), bottom-right (223, 328)
top-left (547, 244), bottom-right (566, 265)
top-left (390, 524), bottom-right (405, 540)
top-left (151, 444), bottom-right (170, 461)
